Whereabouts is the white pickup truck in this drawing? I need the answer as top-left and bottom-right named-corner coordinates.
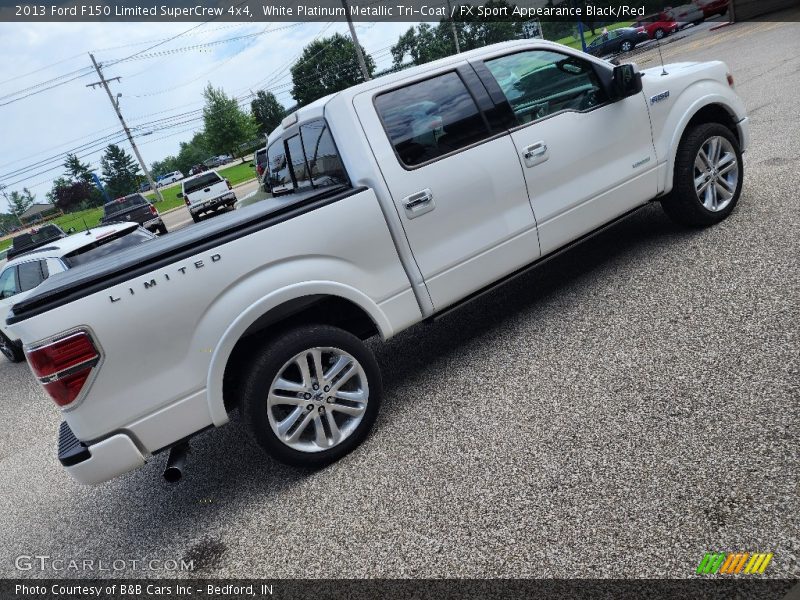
top-left (7, 40), bottom-right (748, 485)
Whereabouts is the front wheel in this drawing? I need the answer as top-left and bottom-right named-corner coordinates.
top-left (241, 325), bottom-right (382, 468)
top-left (654, 28), bottom-right (665, 39)
top-left (661, 122), bottom-right (743, 227)
top-left (620, 40), bottom-right (633, 52)
top-left (0, 331), bottom-right (25, 363)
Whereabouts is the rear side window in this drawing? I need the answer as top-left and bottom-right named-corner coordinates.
top-left (267, 119), bottom-right (349, 194)
top-left (16, 260), bottom-right (49, 293)
top-left (375, 72), bottom-right (490, 167)
top-left (286, 134), bottom-right (311, 189)
top-left (266, 142), bottom-right (292, 192)
top-left (184, 173), bottom-right (222, 195)
top-left (300, 121), bottom-right (348, 188)
top-left (63, 229), bottom-right (152, 268)
top-left (0, 267), bottom-right (18, 300)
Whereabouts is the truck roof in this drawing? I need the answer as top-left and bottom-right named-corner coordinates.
top-left (267, 39), bottom-right (568, 145)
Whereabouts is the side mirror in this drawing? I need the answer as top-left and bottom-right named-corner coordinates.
top-left (612, 63), bottom-right (643, 100)
top-left (176, 192), bottom-right (184, 198)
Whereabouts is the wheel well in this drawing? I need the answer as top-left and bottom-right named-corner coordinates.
top-left (221, 295), bottom-right (379, 412)
top-left (684, 104), bottom-right (740, 145)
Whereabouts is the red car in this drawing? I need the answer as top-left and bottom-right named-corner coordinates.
top-left (694, 0), bottom-right (730, 18)
top-left (635, 12), bottom-right (680, 39)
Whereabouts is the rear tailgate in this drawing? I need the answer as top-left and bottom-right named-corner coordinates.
top-left (104, 204), bottom-right (154, 225)
top-left (184, 173), bottom-right (229, 207)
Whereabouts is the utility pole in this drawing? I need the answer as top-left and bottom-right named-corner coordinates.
top-left (445, 0), bottom-right (461, 53)
top-left (340, 0), bottom-right (371, 81)
top-left (0, 185), bottom-right (24, 227)
top-left (87, 54), bottom-right (163, 202)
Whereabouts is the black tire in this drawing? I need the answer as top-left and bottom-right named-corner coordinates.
top-left (191, 213), bottom-right (200, 223)
top-left (241, 324), bottom-right (382, 468)
top-left (661, 122), bottom-right (743, 227)
top-left (157, 223), bottom-right (168, 235)
top-left (0, 330), bottom-right (25, 363)
top-left (621, 40), bottom-right (633, 52)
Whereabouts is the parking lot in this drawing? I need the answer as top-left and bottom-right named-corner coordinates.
top-left (1, 19), bottom-right (798, 579)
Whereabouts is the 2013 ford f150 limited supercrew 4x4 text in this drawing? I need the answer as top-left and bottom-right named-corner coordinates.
top-left (7, 40), bottom-right (749, 485)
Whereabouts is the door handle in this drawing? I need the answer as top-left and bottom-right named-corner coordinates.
top-left (402, 189), bottom-right (435, 218)
top-left (522, 142), bottom-right (548, 160)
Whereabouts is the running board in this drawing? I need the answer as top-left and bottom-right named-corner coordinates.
top-left (430, 205), bottom-right (646, 322)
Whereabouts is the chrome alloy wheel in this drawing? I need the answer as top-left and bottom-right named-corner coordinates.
top-left (267, 347), bottom-right (369, 453)
top-left (0, 336), bottom-right (14, 361)
top-left (694, 135), bottom-right (739, 212)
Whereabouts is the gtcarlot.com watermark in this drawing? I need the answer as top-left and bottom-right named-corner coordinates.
top-left (15, 555), bottom-right (194, 573)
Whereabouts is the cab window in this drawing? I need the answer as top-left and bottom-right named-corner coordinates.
top-left (0, 267), bottom-right (19, 300)
top-left (16, 260), bottom-right (49, 293)
top-left (485, 50), bottom-right (607, 125)
top-left (375, 71), bottom-right (490, 167)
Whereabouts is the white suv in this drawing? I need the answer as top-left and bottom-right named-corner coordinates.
top-left (0, 223), bottom-right (154, 362)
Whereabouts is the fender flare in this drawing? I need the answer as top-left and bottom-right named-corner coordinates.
top-left (663, 93), bottom-right (741, 193)
top-left (205, 281), bottom-right (393, 426)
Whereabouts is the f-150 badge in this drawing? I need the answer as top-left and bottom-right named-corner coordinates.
top-left (650, 90), bottom-right (670, 104)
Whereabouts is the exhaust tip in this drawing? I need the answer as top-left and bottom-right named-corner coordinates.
top-left (163, 466), bottom-right (183, 483)
top-left (163, 442), bottom-right (189, 484)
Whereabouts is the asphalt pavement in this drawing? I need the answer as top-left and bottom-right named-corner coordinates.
top-left (0, 20), bottom-right (798, 579)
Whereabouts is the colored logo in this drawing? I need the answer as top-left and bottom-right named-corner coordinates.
top-left (697, 552), bottom-right (773, 575)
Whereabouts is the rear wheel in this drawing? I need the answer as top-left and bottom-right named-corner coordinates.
top-left (241, 325), bottom-right (382, 468)
top-left (621, 40), bottom-right (633, 52)
top-left (654, 28), bottom-right (665, 39)
top-left (0, 331), bottom-right (24, 363)
top-left (191, 213), bottom-right (200, 223)
top-left (661, 122), bottom-right (743, 227)
top-left (157, 223), bottom-right (168, 235)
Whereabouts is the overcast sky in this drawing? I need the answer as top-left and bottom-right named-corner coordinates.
top-left (0, 19), bottom-right (414, 212)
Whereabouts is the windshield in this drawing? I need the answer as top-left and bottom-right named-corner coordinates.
top-left (184, 173), bottom-right (222, 194)
top-left (62, 228), bottom-right (152, 268)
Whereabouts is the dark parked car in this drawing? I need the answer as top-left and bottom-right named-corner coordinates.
top-left (100, 194), bottom-right (168, 235)
top-left (586, 28), bottom-right (650, 57)
top-left (6, 224), bottom-right (69, 261)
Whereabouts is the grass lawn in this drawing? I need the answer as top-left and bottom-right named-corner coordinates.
top-left (555, 21), bottom-right (634, 50)
top-left (0, 238), bottom-right (10, 252)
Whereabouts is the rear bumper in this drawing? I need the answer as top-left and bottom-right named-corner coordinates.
top-left (189, 192), bottom-right (236, 215)
top-left (58, 421), bottom-right (145, 485)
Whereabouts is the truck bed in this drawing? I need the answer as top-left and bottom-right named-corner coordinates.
top-left (9, 184), bottom-right (360, 325)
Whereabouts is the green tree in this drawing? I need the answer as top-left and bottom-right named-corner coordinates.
top-left (391, 23), bottom-right (452, 68)
top-left (7, 188), bottom-right (35, 217)
top-left (391, 3), bottom-right (533, 68)
top-left (290, 33), bottom-right (375, 107)
top-left (202, 84), bottom-right (258, 159)
top-left (63, 153), bottom-right (94, 184)
top-left (170, 131), bottom-right (213, 174)
top-left (251, 90), bottom-right (286, 137)
top-left (101, 144), bottom-right (141, 198)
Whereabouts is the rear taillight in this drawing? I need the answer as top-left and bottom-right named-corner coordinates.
top-left (149, 204), bottom-right (158, 216)
top-left (27, 331), bottom-right (100, 408)
top-left (184, 195), bottom-right (191, 206)
top-left (726, 72), bottom-right (735, 87)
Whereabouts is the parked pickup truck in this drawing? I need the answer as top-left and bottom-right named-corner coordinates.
top-left (7, 40), bottom-right (748, 485)
top-left (100, 194), bottom-right (167, 235)
top-left (179, 170), bottom-right (237, 223)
